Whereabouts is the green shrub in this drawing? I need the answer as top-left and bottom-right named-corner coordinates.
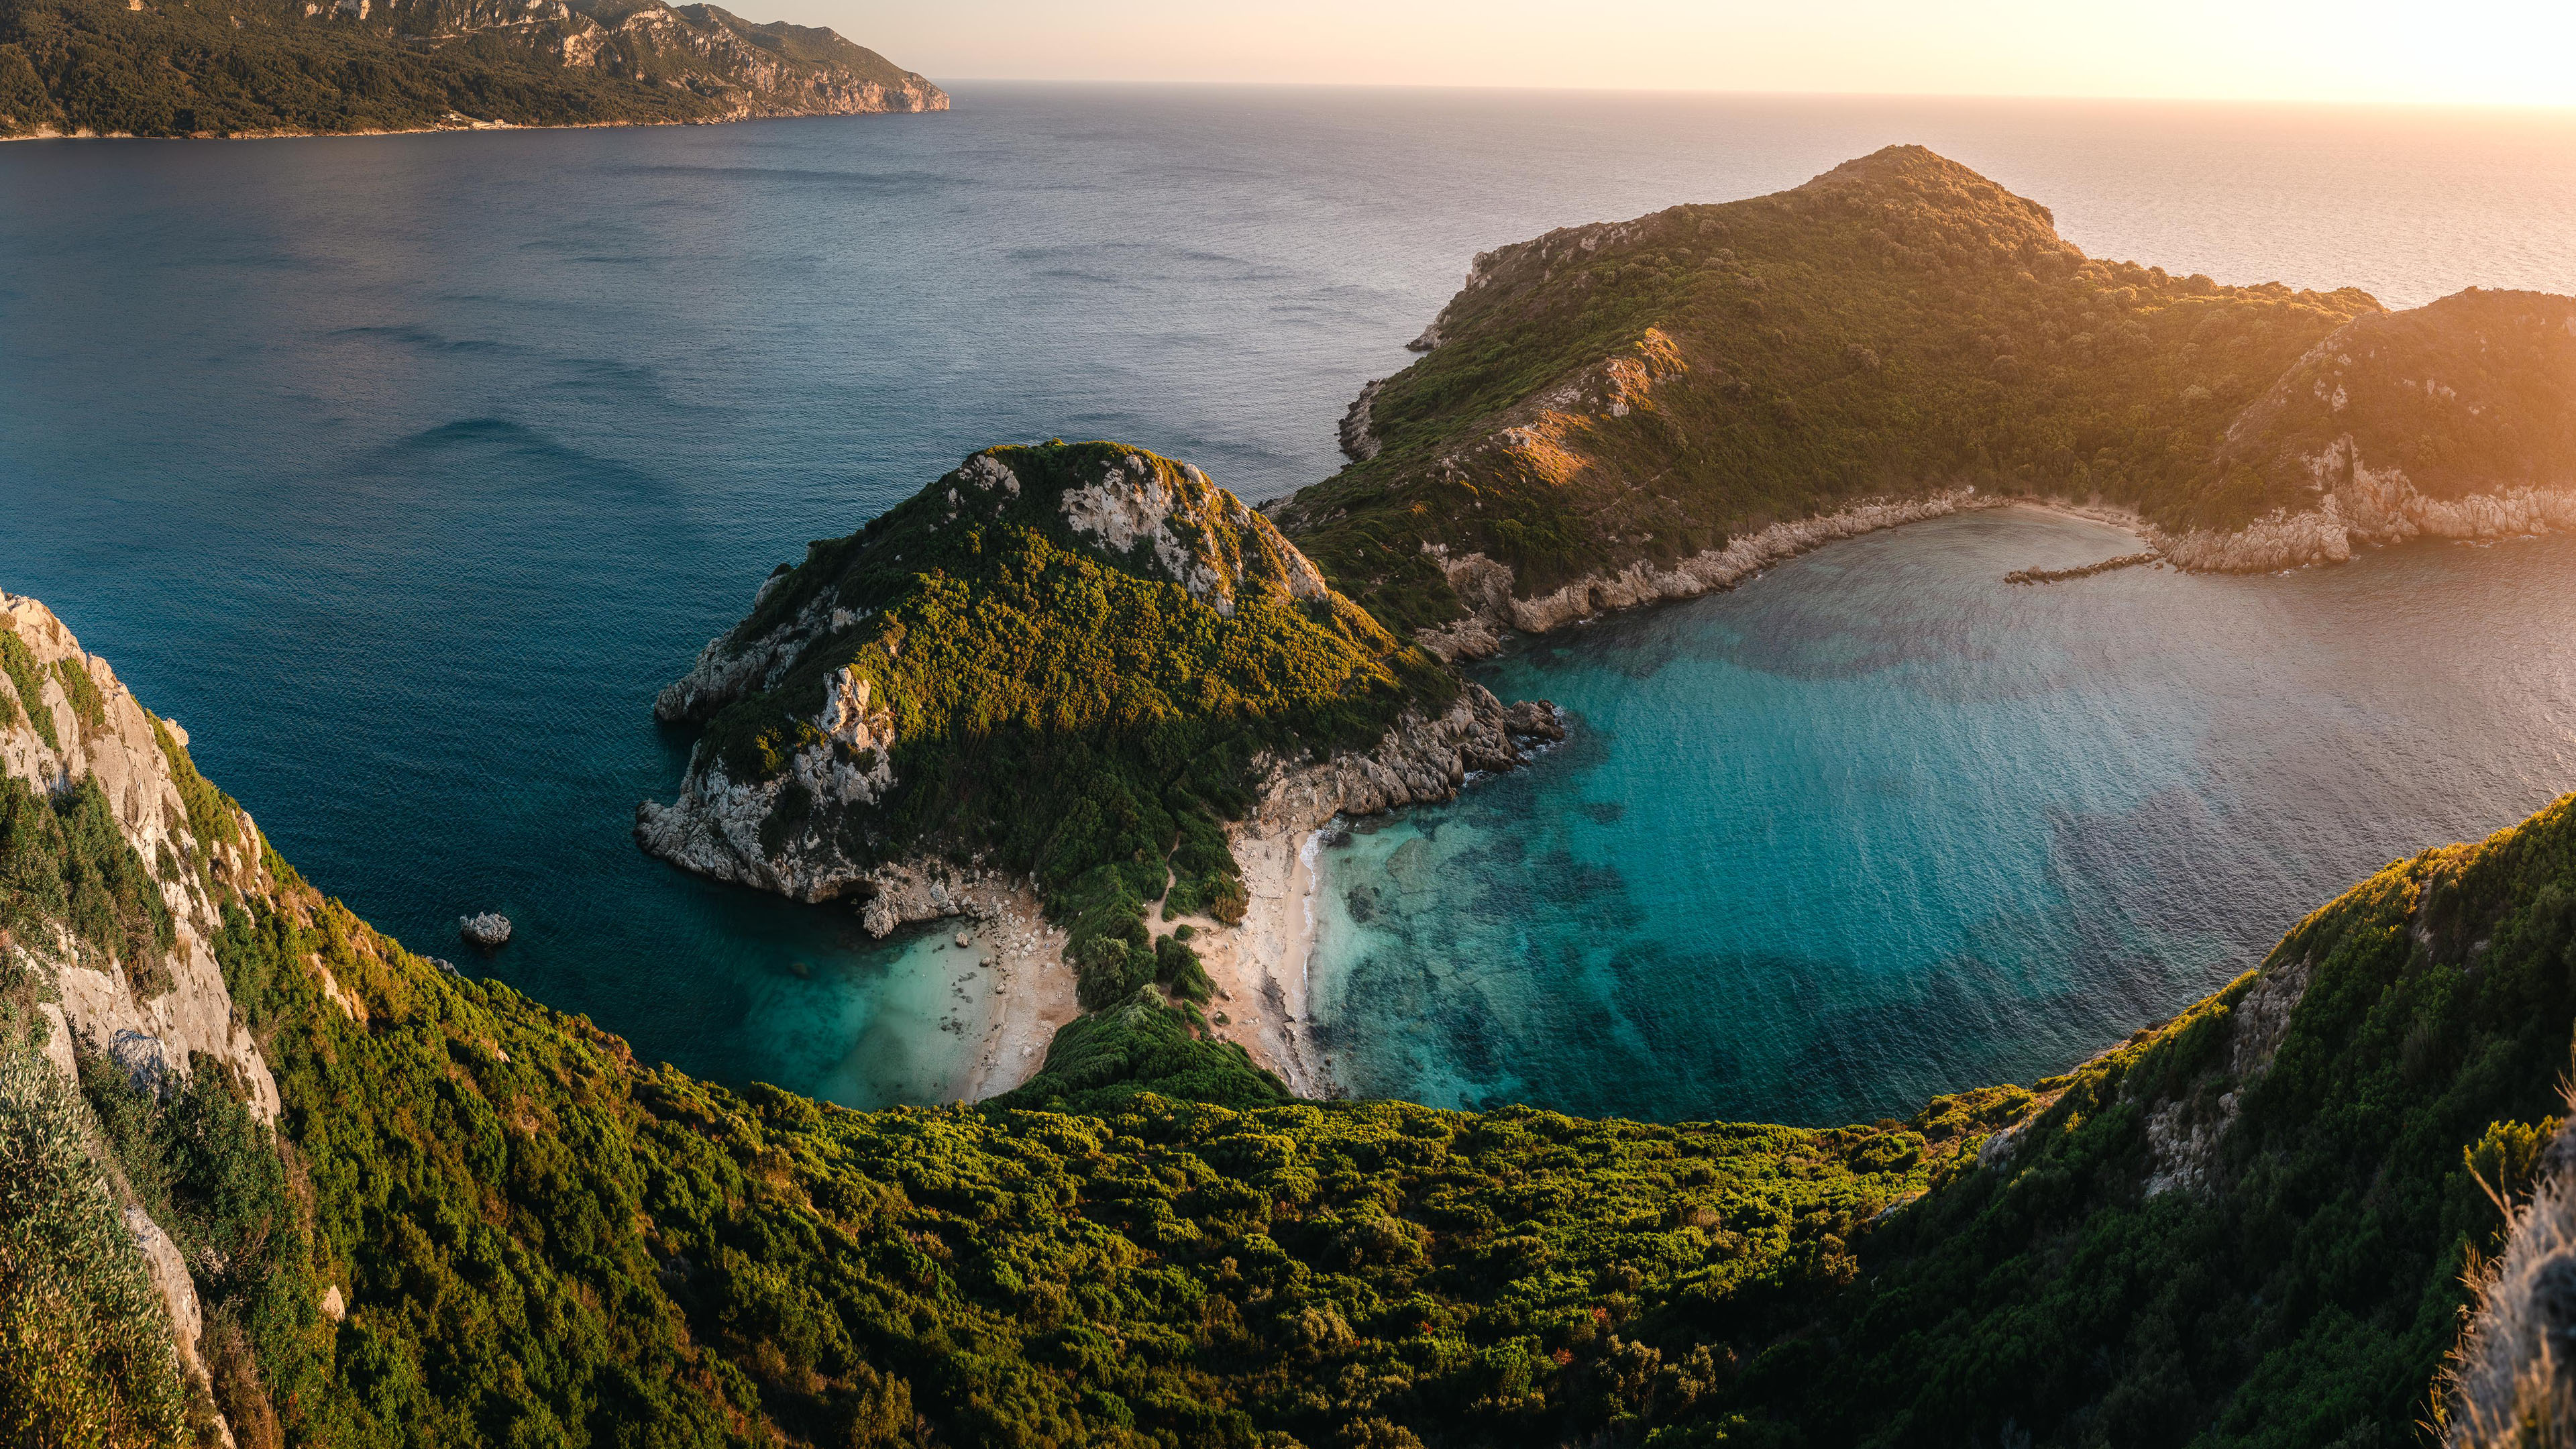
top-left (0, 1034), bottom-right (189, 1446)
top-left (0, 776), bottom-right (174, 995)
top-left (51, 657), bottom-right (107, 739)
top-left (0, 626), bottom-right (54, 751)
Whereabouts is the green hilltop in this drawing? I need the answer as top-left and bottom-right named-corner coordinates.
top-left (1275, 146), bottom-right (2576, 633)
top-left (640, 441), bottom-right (1459, 1017)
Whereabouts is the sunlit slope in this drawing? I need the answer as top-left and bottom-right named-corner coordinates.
top-left (1280, 145), bottom-right (2576, 634)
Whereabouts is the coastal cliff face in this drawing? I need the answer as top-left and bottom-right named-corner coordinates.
top-left (2158, 288), bottom-right (2576, 570)
top-left (0, 0), bottom-right (944, 138)
top-left (0, 592), bottom-right (281, 1122)
top-left (1275, 145), bottom-right (2573, 645)
top-left (1, 590), bottom-right (286, 1437)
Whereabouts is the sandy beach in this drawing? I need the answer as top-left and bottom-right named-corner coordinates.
top-left (927, 822), bottom-right (1332, 1104)
top-left (947, 882), bottom-right (1081, 1103)
top-left (1150, 821), bottom-right (1332, 1097)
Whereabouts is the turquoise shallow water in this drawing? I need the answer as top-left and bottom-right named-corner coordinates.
top-left (1309, 511), bottom-right (2576, 1124)
top-left (4, 87), bottom-right (2575, 1111)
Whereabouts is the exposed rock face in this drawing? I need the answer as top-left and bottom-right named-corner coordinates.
top-left (1413, 489), bottom-right (2002, 659)
top-left (1338, 379), bottom-right (1385, 463)
top-left (459, 912), bottom-right (513, 948)
top-left (123, 1205), bottom-right (205, 1376)
top-left (0, 592), bottom-right (282, 1126)
top-left (2135, 953), bottom-right (2316, 1199)
top-left (1055, 450), bottom-right (1331, 617)
top-left (1244, 684), bottom-right (1563, 835)
top-left (2156, 467), bottom-right (2576, 573)
top-left (1, 588), bottom-right (287, 1421)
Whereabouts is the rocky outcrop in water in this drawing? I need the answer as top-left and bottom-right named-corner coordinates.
top-left (459, 912), bottom-right (513, 948)
top-left (638, 441), bottom-right (1466, 924)
top-left (2005, 551), bottom-right (2160, 585)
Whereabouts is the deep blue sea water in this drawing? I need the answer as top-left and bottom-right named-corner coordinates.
top-left (4, 86), bottom-right (2573, 1116)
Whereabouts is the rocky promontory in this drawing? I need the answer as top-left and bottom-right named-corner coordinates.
top-left (638, 440), bottom-right (1555, 946)
top-left (1273, 146), bottom-right (2576, 645)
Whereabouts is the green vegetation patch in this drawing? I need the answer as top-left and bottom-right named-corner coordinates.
top-left (193, 886), bottom-right (1961, 1448)
top-left (1277, 146), bottom-right (2381, 628)
top-left (52, 655), bottom-right (107, 739)
top-left (694, 442), bottom-right (1454, 1002)
top-left (152, 715), bottom-right (243, 863)
top-left (999, 981), bottom-right (1286, 1115)
top-left (0, 775), bottom-right (175, 997)
top-left (0, 625), bottom-right (56, 751)
top-left (0, 1023), bottom-right (190, 1448)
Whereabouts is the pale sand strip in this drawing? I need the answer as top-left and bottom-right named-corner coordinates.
top-left (1155, 822), bottom-right (1330, 1098)
top-left (938, 832), bottom-right (1328, 1105)
top-left (949, 883), bottom-right (1079, 1104)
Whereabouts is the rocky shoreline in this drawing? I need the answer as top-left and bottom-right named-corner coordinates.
top-left (2155, 478), bottom-right (2576, 572)
top-left (1413, 474), bottom-right (2576, 660)
top-left (1415, 488), bottom-right (2006, 660)
top-left (1138, 683), bottom-right (1565, 1097)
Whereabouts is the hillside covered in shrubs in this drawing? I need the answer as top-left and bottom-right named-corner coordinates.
top-left (11, 587), bottom-right (2576, 1445)
top-left (638, 441), bottom-right (1467, 1016)
top-left (1276, 146), bottom-right (2575, 633)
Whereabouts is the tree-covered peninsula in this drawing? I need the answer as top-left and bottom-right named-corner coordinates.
top-left (0, 0), bottom-right (943, 138)
top-left (638, 441), bottom-right (1556, 1030)
top-left (1275, 146), bottom-right (2576, 645)
top-left (9, 585), bottom-right (2576, 1446)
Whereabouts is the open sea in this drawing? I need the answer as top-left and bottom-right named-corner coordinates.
top-left (3, 86), bottom-right (2573, 1119)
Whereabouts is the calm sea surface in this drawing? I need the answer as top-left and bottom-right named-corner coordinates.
top-left (3, 87), bottom-right (2573, 1116)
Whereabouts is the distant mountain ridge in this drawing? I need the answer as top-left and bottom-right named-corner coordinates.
top-left (0, 0), bottom-right (944, 138)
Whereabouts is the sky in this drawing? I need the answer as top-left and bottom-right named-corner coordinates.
top-left (810, 0), bottom-right (2576, 107)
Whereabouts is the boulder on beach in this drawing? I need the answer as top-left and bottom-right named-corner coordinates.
top-left (459, 912), bottom-right (513, 949)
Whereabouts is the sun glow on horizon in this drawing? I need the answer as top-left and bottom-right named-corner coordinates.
top-left (816, 0), bottom-right (2576, 109)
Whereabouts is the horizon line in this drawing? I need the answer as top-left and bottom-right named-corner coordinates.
top-left (906, 75), bottom-right (2576, 115)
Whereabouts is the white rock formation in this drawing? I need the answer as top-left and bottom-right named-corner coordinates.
top-left (0, 591), bottom-right (282, 1124)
